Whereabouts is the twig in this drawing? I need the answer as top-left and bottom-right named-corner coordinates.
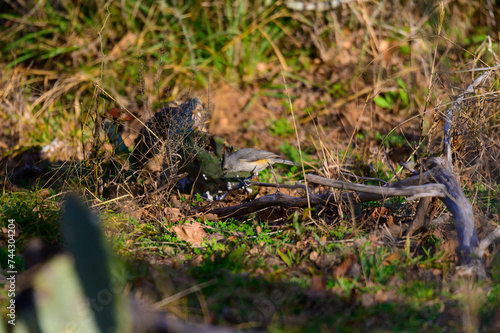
top-left (443, 66), bottom-right (499, 165)
top-left (475, 226), bottom-right (500, 257)
top-left (153, 280), bottom-right (216, 310)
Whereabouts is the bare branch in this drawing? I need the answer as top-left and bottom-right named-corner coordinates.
top-left (245, 180), bottom-right (309, 191)
top-left (306, 174), bottom-right (446, 198)
top-left (208, 192), bottom-right (327, 218)
top-left (475, 226), bottom-right (500, 258)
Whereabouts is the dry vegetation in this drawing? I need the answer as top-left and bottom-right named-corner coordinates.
top-left (1, 0), bottom-right (500, 332)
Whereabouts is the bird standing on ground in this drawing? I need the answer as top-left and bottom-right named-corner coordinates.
top-left (221, 148), bottom-right (299, 191)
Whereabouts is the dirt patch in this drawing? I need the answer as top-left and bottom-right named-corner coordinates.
top-left (209, 84), bottom-right (286, 151)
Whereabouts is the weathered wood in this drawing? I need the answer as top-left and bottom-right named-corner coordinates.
top-left (407, 197), bottom-right (432, 236)
top-left (306, 174), bottom-right (446, 199)
top-left (427, 157), bottom-right (479, 264)
top-left (209, 191), bottom-right (326, 218)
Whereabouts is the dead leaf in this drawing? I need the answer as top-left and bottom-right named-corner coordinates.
top-left (309, 251), bottom-right (319, 261)
top-left (107, 107), bottom-right (135, 121)
top-left (172, 222), bottom-right (207, 247)
top-left (310, 275), bottom-right (326, 292)
top-left (374, 290), bottom-right (396, 303)
top-left (39, 189), bottom-right (51, 198)
top-left (193, 255), bottom-right (203, 264)
top-left (203, 213), bottom-right (218, 221)
top-left (361, 293), bottom-right (375, 307)
top-left (164, 207), bottom-right (183, 222)
top-left (333, 253), bottom-right (357, 278)
top-left (386, 215), bottom-right (394, 226)
top-left (370, 207), bottom-right (388, 218)
top-left (383, 252), bottom-right (400, 266)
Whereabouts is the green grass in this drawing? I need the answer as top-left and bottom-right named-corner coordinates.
top-left (1, 190), bottom-right (61, 250)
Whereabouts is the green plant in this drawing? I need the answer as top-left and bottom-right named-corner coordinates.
top-left (373, 78), bottom-right (409, 109)
top-left (268, 117), bottom-right (295, 138)
top-left (358, 245), bottom-right (400, 285)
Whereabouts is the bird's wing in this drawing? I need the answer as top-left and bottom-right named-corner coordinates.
top-left (240, 150), bottom-right (281, 162)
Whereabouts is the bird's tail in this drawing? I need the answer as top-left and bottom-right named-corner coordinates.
top-left (280, 159), bottom-right (300, 166)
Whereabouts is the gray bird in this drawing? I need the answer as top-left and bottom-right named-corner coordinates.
top-left (221, 148), bottom-right (299, 191)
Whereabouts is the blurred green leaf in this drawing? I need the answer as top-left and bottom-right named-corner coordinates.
top-left (373, 96), bottom-right (391, 109)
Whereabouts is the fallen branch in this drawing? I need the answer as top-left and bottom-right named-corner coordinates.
top-left (309, 156), bottom-right (483, 267)
top-left (306, 174), bottom-right (446, 199)
top-left (245, 180), bottom-right (309, 192)
top-left (206, 170), bottom-right (444, 217)
top-left (208, 191), bottom-right (326, 218)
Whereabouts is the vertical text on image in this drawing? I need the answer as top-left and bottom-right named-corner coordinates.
top-left (6, 218), bottom-right (17, 325)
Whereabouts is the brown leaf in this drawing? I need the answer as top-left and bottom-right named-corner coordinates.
top-left (383, 252), bottom-right (400, 266)
top-left (333, 253), bottom-right (357, 278)
top-left (374, 290), bottom-right (397, 303)
top-left (310, 275), bottom-right (326, 292)
top-left (361, 293), bottom-right (375, 307)
top-left (309, 251), bottom-right (319, 261)
top-left (370, 207), bottom-right (388, 218)
top-left (172, 222), bottom-right (207, 247)
top-left (386, 215), bottom-right (394, 226)
top-left (107, 107), bottom-right (136, 121)
top-left (203, 213), bottom-right (218, 221)
top-left (164, 207), bottom-right (183, 222)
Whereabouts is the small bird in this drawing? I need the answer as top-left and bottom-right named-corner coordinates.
top-left (221, 148), bottom-right (299, 191)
